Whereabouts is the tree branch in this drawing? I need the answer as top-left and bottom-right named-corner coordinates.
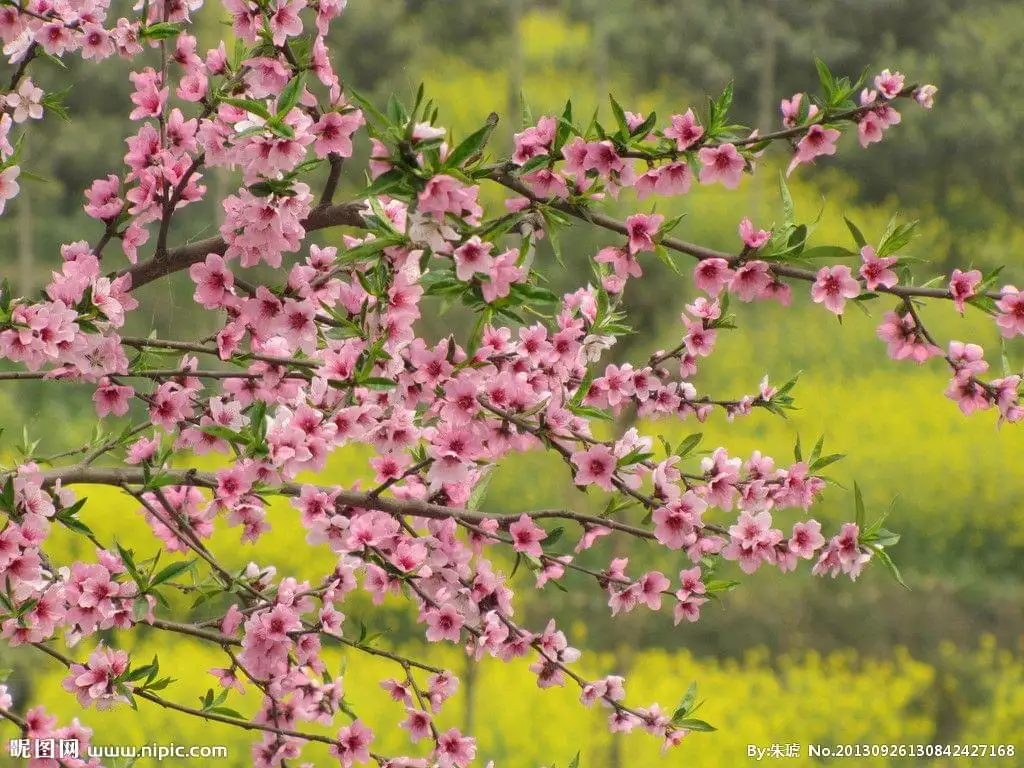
top-left (120, 201), bottom-right (367, 292)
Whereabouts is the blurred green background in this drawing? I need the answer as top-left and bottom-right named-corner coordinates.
top-left (2, 1), bottom-right (1024, 765)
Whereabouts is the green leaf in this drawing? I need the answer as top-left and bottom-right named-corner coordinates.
top-left (467, 468), bottom-right (495, 512)
top-left (793, 434), bottom-right (802, 462)
top-left (779, 173), bottom-right (795, 224)
top-left (809, 435), bottom-right (824, 465)
top-left (347, 87), bottom-right (391, 128)
top-left (220, 97), bottom-right (272, 121)
top-left (675, 718), bottom-right (717, 732)
top-left (608, 94), bottom-right (629, 138)
top-left (810, 453), bottom-right (845, 472)
top-left (446, 123), bottom-right (493, 169)
top-left (800, 245), bottom-right (855, 260)
top-left (519, 91), bottom-right (534, 130)
top-left (116, 543), bottom-right (141, 585)
top-left (877, 219), bottom-right (919, 258)
top-left (844, 216), bottom-right (867, 249)
top-left (631, 109), bottom-right (658, 139)
top-left (654, 244), bottom-right (681, 275)
top-left (853, 482), bottom-right (866, 530)
top-left (678, 681), bottom-right (697, 716)
top-left (358, 377), bottom-right (398, 390)
top-left (675, 432), bottom-right (703, 459)
top-left (870, 545), bottom-right (910, 590)
top-left (385, 92), bottom-right (409, 128)
top-left (148, 560), bottom-right (194, 589)
top-left (208, 707), bottom-right (245, 719)
top-left (276, 72), bottom-right (306, 118)
top-left (815, 57), bottom-right (835, 102)
top-left (140, 21), bottom-right (185, 40)
top-left (567, 751), bottom-right (581, 768)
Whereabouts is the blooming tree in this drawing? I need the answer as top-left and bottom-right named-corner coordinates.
top-left (0, 0), bottom-right (1018, 765)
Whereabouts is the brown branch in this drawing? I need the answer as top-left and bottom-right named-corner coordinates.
top-left (34, 465), bottom-right (656, 540)
top-left (489, 171), bottom-right (1007, 302)
top-left (120, 201), bottom-right (367, 292)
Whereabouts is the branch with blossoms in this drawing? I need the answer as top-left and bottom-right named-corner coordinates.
top-left (0, 0), bottom-right (1020, 765)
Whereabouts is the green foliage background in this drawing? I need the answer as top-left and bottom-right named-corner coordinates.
top-left (1, 2), bottom-right (1023, 765)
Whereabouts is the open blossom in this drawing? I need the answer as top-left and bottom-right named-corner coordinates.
top-left (728, 260), bottom-right (773, 302)
top-left (313, 110), bottom-right (365, 158)
top-left (5, 77), bottom-right (43, 122)
top-left (914, 84), bottom-right (938, 109)
top-left (948, 268), bottom-right (982, 314)
top-left (877, 311), bottom-right (943, 362)
top-left (625, 213), bottom-right (663, 255)
top-left (789, 520), bottom-right (826, 559)
top-left (424, 604), bottom-right (464, 643)
top-left (652, 492), bottom-right (706, 549)
top-left (995, 286), bottom-right (1024, 338)
top-left (0, 166), bottom-right (19, 214)
top-left (509, 514), bottom-right (546, 558)
top-left (570, 444), bottom-right (617, 492)
top-left (780, 93), bottom-right (818, 127)
top-left (739, 217), bottom-right (770, 249)
top-left (810, 265), bottom-right (861, 315)
top-left (697, 143), bottom-right (744, 188)
top-left (874, 69), bottom-right (905, 99)
top-left (664, 109), bottom-right (703, 150)
top-left (331, 720), bottom-right (374, 767)
top-left (787, 124), bottom-right (840, 176)
top-left (693, 258), bottom-right (734, 295)
top-left (452, 236), bottom-right (493, 281)
top-left (434, 728), bottom-right (477, 768)
top-left (859, 246), bottom-right (898, 290)
top-left (60, 645), bottom-right (130, 710)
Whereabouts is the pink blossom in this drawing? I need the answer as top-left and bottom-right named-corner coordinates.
top-left (949, 268), bottom-right (982, 314)
top-left (60, 645), bottom-right (130, 710)
top-left (876, 311), bottom-right (944, 363)
top-left (331, 720), bottom-right (374, 767)
top-left (914, 85), bottom-right (938, 109)
top-left (859, 246), bottom-right (898, 290)
top-left (434, 728), bottom-right (476, 768)
top-left (789, 520), bottom-right (825, 559)
top-left (570, 445), bottom-right (617, 492)
top-left (0, 166), bottom-right (19, 215)
top-left (452, 236), bottom-right (493, 281)
top-left (693, 258), bottom-right (734, 295)
top-left (787, 124), bottom-right (840, 176)
top-left (697, 144), bottom-right (744, 189)
top-left (739, 217), bottom-right (770, 249)
top-left (874, 69), bottom-right (905, 99)
top-left (313, 110), bottom-right (364, 158)
top-left (651, 492), bottom-right (706, 550)
top-left (780, 93), bottom-right (817, 127)
top-left (424, 604), bottom-right (464, 643)
top-left (637, 571), bottom-right (670, 610)
top-left (92, 378), bottom-right (134, 418)
top-left (728, 260), bottom-right (773, 302)
top-left (996, 286), bottom-right (1024, 338)
top-left (5, 77), bottom-right (43, 123)
top-left (664, 109), bottom-right (703, 150)
top-left (189, 254), bottom-right (234, 309)
top-left (858, 112), bottom-right (884, 148)
top-left (400, 708), bottom-right (432, 742)
top-left (509, 514), bottom-right (546, 558)
top-left (625, 213), bottom-right (663, 255)
top-left (811, 265), bottom-right (861, 315)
